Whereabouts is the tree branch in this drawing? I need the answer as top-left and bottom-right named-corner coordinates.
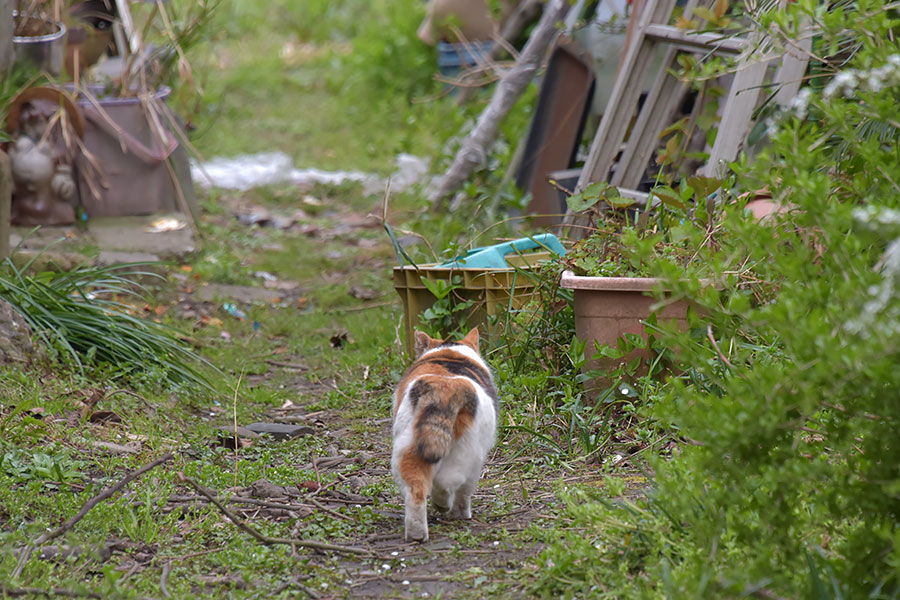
top-left (428, 0), bottom-right (570, 205)
top-left (177, 473), bottom-right (375, 557)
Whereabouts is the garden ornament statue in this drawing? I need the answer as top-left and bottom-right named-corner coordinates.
top-left (6, 87), bottom-right (85, 226)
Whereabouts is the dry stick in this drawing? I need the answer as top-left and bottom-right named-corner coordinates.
top-left (308, 497), bottom-right (355, 523)
top-left (159, 561), bottom-right (172, 598)
top-left (167, 493), bottom-right (308, 511)
top-left (428, 0), bottom-right (569, 205)
top-left (706, 324), bottom-right (734, 368)
top-left (177, 473), bottom-right (374, 557)
top-left (0, 586), bottom-right (101, 599)
top-left (11, 453), bottom-right (175, 579)
top-left (232, 369), bottom-right (244, 488)
top-left (264, 359), bottom-right (308, 370)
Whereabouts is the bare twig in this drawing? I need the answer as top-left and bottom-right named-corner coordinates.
top-left (177, 473), bottom-right (374, 557)
top-left (12, 453), bottom-right (175, 579)
top-left (707, 325), bottom-right (734, 368)
top-left (0, 586), bottom-right (100, 599)
top-left (166, 494), bottom-right (306, 511)
top-left (232, 369), bottom-right (244, 487)
top-left (264, 359), bottom-right (308, 371)
top-left (308, 497), bottom-right (355, 522)
top-left (159, 562), bottom-right (172, 598)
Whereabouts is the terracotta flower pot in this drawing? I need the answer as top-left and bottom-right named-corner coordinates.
top-left (560, 270), bottom-right (691, 393)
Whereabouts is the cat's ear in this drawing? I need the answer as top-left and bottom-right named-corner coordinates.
top-left (460, 327), bottom-right (480, 351)
top-left (414, 330), bottom-right (440, 358)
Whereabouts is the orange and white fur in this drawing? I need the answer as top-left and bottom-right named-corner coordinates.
top-left (391, 328), bottom-right (498, 541)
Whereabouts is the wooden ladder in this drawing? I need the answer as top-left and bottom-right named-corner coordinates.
top-left (563, 0), bottom-right (810, 233)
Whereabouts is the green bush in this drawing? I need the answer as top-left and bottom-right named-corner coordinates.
top-left (537, 1), bottom-right (900, 597)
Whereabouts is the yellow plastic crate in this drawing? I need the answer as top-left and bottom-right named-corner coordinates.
top-left (393, 252), bottom-right (554, 354)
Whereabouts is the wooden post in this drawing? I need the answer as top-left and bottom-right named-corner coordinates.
top-left (0, 0), bottom-right (13, 74)
top-left (0, 151), bottom-right (10, 261)
top-left (1, 0), bottom-right (12, 261)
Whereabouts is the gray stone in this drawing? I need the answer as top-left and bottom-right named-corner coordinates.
top-left (0, 299), bottom-right (35, 364)
top-left (95, 250), bottom-right (161, 266)
top-left (10, 214), bottom-right (197, 263)
top-left (244, 422), bottom-right (314, 441)
top-left (216, 425), bottom-right (260, 439)
top-left (38, 543), bottom-right (113, 563)
top-left (250, 479), bottom-right (288, 498)
top-left (88, 215), bottom-right (197, 260)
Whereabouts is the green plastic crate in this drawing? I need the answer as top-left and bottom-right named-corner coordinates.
top-left (392, 252), bottom-right (554, 354)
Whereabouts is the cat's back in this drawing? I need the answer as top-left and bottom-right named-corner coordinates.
top-left (395, 339), bottom-right (497, 416)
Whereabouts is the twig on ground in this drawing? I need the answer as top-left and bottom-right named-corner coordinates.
top-left (232, 370), bottom-right (244, 487)
top-left (12, 453), bottom-right (175, 579)
top-left (178, 473), bottom-right (374, 557)
top-left (0, 586), bottom-right (100, 598)
top-left (157, 546), bottom-right (227, 563)
top-left (264, 359), bottom-right (308, 370)
top-left (166, 494), bottom-right (307, 511)
top-left (160, 562), bottom-right (172, 598)
top-left (308, 497), bottom-right (355, 522)
top-left (265, 578), bottom-right (321, 600)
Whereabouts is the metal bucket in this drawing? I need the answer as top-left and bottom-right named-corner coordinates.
top-left (12, 11), bottom-right (67, 76)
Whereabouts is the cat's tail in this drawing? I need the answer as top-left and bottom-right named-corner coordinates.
top-left (411, 377), bottom-right (477, 463)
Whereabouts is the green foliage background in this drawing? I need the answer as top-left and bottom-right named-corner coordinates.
top-left (538, 1), bottom-right (900, 597)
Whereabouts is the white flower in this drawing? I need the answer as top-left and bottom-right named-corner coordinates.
top-left (791, 87), bottom-right (812, 119)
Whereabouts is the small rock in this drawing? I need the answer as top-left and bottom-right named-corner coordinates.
top-left (346, 476), bottom-right (366, 493)
top-left (244, 422), bottom-right (314, 441)
top-left (250, 479), bottom-right (288, 498)
top-left (349, 286), bottom-right (377, 300)
top-left (0, 299), bottom-right (35, 364)
top-left (39, 543), bottom-right (113, 563)
top-left (216, 425), bottom-right (260, 439)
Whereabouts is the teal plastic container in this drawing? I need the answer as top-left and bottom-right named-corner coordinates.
top-left (441, 233), bottom-right (567, 269)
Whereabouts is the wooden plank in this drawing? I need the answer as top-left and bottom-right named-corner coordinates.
top-left (575, 0), bottom-right (679, 190)
top-left (699, 54), bottom-right (769, 178)
top-left (772, 24), bottom-right (812, 107)
top-left (644, 25), bottom-right (748, 55)
top-left (611, 45), bottom-right (689, 188)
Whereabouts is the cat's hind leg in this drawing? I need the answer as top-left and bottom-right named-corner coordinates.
top-left (396, 448), bottom-right (432, 541)
top-left (448, 480), bottom-right (476, 520)
top-left (432, 485), bottom-right (452, 513)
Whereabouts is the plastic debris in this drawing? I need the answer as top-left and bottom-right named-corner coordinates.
top-left (144, 217), bottom-right (186, 233)
top-left (222, 302), bottom-right (247, 320)
top-left (191, 152), bottom-right (430, 196)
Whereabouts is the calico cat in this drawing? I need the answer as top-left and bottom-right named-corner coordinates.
top-left (391, 328), bottom-right (498, 541)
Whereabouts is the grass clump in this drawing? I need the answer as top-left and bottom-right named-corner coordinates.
top-left (0, 258), bottom-right (215, 392)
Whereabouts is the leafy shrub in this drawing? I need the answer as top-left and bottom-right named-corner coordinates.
top-left (537, 1), bottom-right (900, 597)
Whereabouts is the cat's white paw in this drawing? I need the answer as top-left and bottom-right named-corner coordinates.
top-left (405, 521), bottom-right (429, 541)
top-left (405, 503), bottom-right (429, 541)
top-left (447, 507), bottom-right (472, 520)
